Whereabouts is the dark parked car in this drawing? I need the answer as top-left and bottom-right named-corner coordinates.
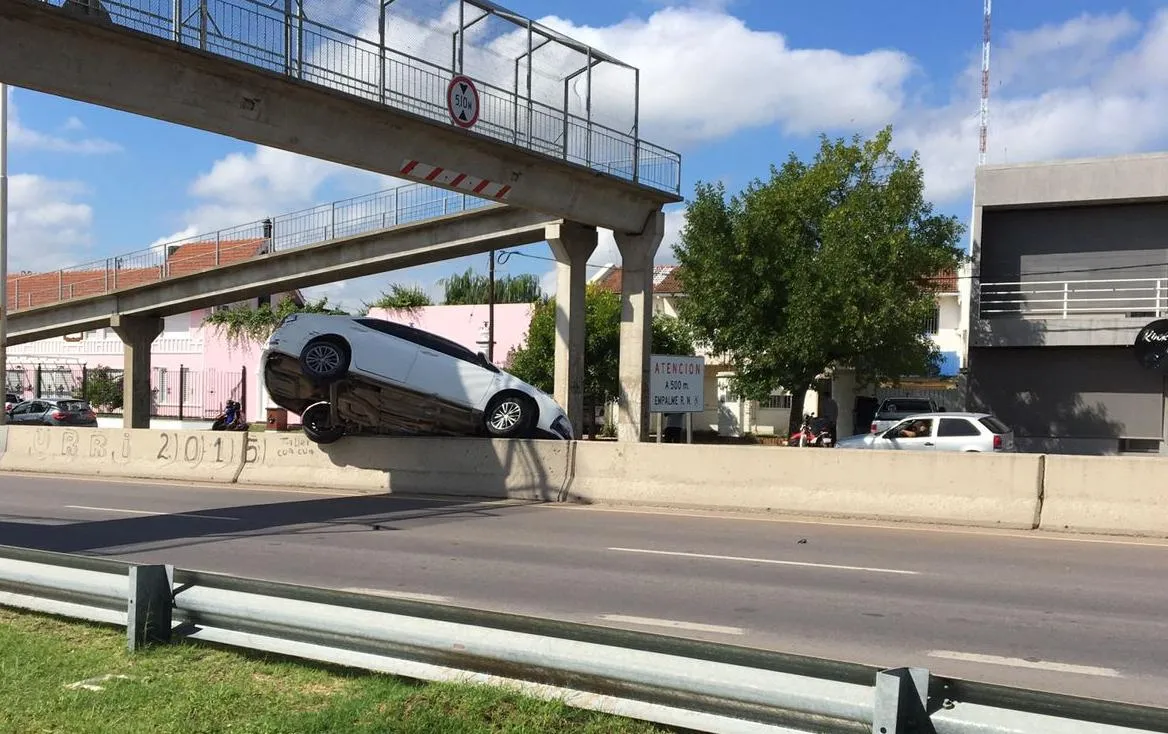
top-left (6, 398), bottom-right (98, 427)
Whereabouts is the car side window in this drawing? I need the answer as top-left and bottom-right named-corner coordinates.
top-left (938, 418), bottom-right (980, 437)
top-left (11, 403), bottom-right (31, 415)
top-left (889, 418), bottom-right (933, 438)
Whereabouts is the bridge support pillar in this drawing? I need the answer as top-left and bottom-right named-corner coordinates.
top-left (547, 222), bottom-right (598, 437)
top-left (111, 315), bottom-right (163, 429)
top-left (614, 211), bottom-right (665, 443)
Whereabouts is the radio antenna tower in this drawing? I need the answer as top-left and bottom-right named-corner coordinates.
top-left (978, 0), bottom-right (992, 166)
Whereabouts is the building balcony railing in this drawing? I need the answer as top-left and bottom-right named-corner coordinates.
top-left (978, 278), bottom-right (1168, 319)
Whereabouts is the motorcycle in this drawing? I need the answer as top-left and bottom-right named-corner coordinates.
top-left (211, 400), bottom-right (249, 431)
top-left (787, 413), bottom-right (834, 448)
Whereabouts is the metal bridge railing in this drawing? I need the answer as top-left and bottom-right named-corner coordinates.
top-left (6, 181), bottom-right (488, 313)
top-left (35, 0), bottom-right (682, 194)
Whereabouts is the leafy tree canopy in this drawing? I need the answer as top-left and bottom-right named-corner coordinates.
top-left (440, 267), bottom-right (542, 305)
top-left (364, 283), bottom-right (433, 315)
top-left (507, 285), bottom-right (696, 403)
top-left (204, 295), bottom-right (348, 348)
top-left (674, 125), bottom-right (964, 422)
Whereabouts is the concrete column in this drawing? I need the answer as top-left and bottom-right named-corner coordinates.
top-left (111, 315), bottom-right (163, 429)
top-left (614, 210), bottom-right (665, 442)
top-left (546, 221), bottom-right (597, 435)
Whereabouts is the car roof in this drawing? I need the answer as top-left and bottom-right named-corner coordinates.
top-left (894, 412), bottom-right (994, 419)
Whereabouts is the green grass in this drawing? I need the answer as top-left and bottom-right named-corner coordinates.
top-left (0, 607), bottom-right (669, 734)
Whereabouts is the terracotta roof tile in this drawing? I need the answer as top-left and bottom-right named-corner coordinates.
top-left (593, 265), bottom-right (685, 295)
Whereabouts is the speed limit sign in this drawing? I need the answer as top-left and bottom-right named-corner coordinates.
top-left (447, 75), bottom-right (480, 129)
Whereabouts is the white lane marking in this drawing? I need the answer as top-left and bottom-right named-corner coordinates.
top-left (599, 614), bottom-right (744, 636)
top-left (927, 650), bottom-right (1122, 678)
top-left (340, 588), bottom-right (451, 603)
top-left (609, 547), bottom-right (919, 576)
top-left (65, 505), bottom-right (239, 522)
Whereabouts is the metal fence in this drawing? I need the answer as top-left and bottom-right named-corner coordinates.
top-left (0, 545), bottom-right (1164, 734)
top-left (978, 278), bottom-right (1168, 319)
top-left (7, 180), bottom-right (484, 312)
top-left (5, 364), bottom-right (246, 419)
top-left (33, 0), bottom-right (681, 193)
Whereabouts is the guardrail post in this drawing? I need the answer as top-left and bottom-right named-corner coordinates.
top-left (873, 667), bottom-right (934, 734)
top-left (198, 0), bottom-right (208, 50)
top-left (128, 564), bottom-right (174, 652)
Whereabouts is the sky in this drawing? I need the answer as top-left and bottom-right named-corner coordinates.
top-left (7, 0), bottom-right (1168, 311)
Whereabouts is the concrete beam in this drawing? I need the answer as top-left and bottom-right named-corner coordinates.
top-left (547, 221), bottom-right (597, 434)
top-left (0, 0), bottom-right (680, 233)
top-left (7, 205), bottom-right (558, 345)
top-left (614, 210), bottom-right (665, 442)
top-left (111, 314), bottom-right (162, 429)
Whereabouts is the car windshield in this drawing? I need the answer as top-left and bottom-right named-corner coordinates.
top-left (979, 416), bottom-right (1011, 434)
top-left (881, 399), bottom-right (933, 413)
top-left (55, 400), bottom-right (91, 412)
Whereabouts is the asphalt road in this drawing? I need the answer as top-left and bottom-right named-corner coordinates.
top-left (2, 472), bottom-right (1167, 709)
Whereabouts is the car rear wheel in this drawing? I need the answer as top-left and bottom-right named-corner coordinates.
top-left (484, 393), bottom-right (534, 438)
top-left (300, 337), bottom-right (350, 383)
top-left (302, 401), bottom-right (345, 444)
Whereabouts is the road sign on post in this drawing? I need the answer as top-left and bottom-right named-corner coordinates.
top-left (649, 355), bottom-right (705, 413)
top-left (447, 75), bottom-right (480, 129)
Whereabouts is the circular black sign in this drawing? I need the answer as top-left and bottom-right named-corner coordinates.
top-left (1134, 319), bottom-right (1168, 371)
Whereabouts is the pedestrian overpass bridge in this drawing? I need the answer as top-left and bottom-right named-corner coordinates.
top-left (0, 0), bottom-right (681, 234)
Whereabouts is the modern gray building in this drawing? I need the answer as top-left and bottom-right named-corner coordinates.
top-left (968, 152), bottom-right (1168, 455)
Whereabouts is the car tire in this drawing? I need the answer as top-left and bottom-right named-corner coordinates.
top-left (301, 401), bottom-right (345, 445)
top-left (483, 392), bottom-right (534, 439)
top-left (299, 337), bottom-right (350, 384)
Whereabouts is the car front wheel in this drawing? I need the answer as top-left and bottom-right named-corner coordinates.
top-left (300, 337), bottom-right (350, 384)
top-left (301, 401), bottom-right (345, 444)
top-left (484, 393), bottom-right (534, 438)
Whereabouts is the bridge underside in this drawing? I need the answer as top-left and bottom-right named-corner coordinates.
top-left (0, 0), bottom-right (678, 234)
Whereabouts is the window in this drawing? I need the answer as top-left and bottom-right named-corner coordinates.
top-left (1119, 438), bottom-right (1160, 454)
top-left (759, 393), bottom-right (792, 410)
top-left (881, 399), bottom-right (934, 414)
top-left (978, 416), bottom-right (1011, 434)
top-left (938, 418), bottom-right (980, 437)
top-left (923, 306), bottom-right (940, 334)
top-left (888, 418), bottom-right (933, 438)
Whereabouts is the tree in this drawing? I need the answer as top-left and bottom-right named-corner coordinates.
top-left (203, 295), bottom-right (349, 348)
top-left (674, 126), bottom-right (964, 435)
top-left (440, 267), bottom-right (542, 305)
top-left (507, 285), bottom-right (696, 416)
top-left (363, 283), bottom-right (433, 317)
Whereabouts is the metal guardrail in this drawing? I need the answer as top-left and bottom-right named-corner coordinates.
top-left (7, 180), bottom-right (489, 312)
top-left (32, 0), bottom-right (682, 194)
top-left (979, 278), bottom-right (1168, 319)
top-left (1, 544), bottom-right (1165, 734)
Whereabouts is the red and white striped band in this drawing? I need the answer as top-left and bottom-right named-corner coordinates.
top-left (399, 160), bottom-right (512, 200)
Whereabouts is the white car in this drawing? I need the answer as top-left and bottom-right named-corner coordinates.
top-left (835, 412), bottom-right (1016, 453)
top-left (261, 313), bottom-right (573, 444)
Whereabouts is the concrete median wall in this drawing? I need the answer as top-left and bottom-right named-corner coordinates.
top-left (1040, 455), bottom-right (1168, 538)
top-left (569, 443), bottom-right (1046, 529)
top-left (0, 426), bottom-right (246, 483)
top-left (235, 432), bottom-right (572, 499)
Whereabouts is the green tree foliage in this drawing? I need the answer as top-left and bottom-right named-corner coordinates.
top-left (674, 126), bottom-right (964, 432)
top-left (82, 365), bottom-right (124, 413)
top-left (363, 283), bottom-right (433, 316)
top-left (440, 267), bottom-right (543, 305)
top-left (204, 295), bottom-right (348, 348)
top-left (507, 285), bottom-right (696, 405)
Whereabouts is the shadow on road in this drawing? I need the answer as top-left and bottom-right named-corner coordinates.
top-left (0, 492), bottom-right (540, 556)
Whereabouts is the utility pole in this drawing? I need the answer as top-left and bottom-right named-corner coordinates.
top-left (487, 250), bottom-right (495, 363)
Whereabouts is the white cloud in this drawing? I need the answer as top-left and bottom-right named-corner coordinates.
top-left (900, 9), bottom-right (1168, 204)
top-left (8, 175), bottom-right (94, 270)
top-left (5, 87), bottom-right (121, 155)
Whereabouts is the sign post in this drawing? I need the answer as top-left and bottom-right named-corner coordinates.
top-left (446, 74), bottom-right (480, 129)
top-left (650, 355), bottom-right (705, 444)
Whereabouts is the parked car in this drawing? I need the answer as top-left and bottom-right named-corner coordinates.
top-left (870, 397), bottom-right (944, 433)
top-left (6, 398), bottom-right (98, 427)
top-left (837, 412), bottom-right (1015, 453)
top-left (262, 314), bottom-right (573, 444)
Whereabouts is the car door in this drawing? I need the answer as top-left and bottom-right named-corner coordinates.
top-left (880, 418), bottom-right (936, 451)
top-left (9, 401), bottom-right (44, 425)
top-left (407, 338), bottom-right (497, 409)
top-left (348, 319), bottom-right (418, 384)
top-left (935, 417), bottom-right (983, 451)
